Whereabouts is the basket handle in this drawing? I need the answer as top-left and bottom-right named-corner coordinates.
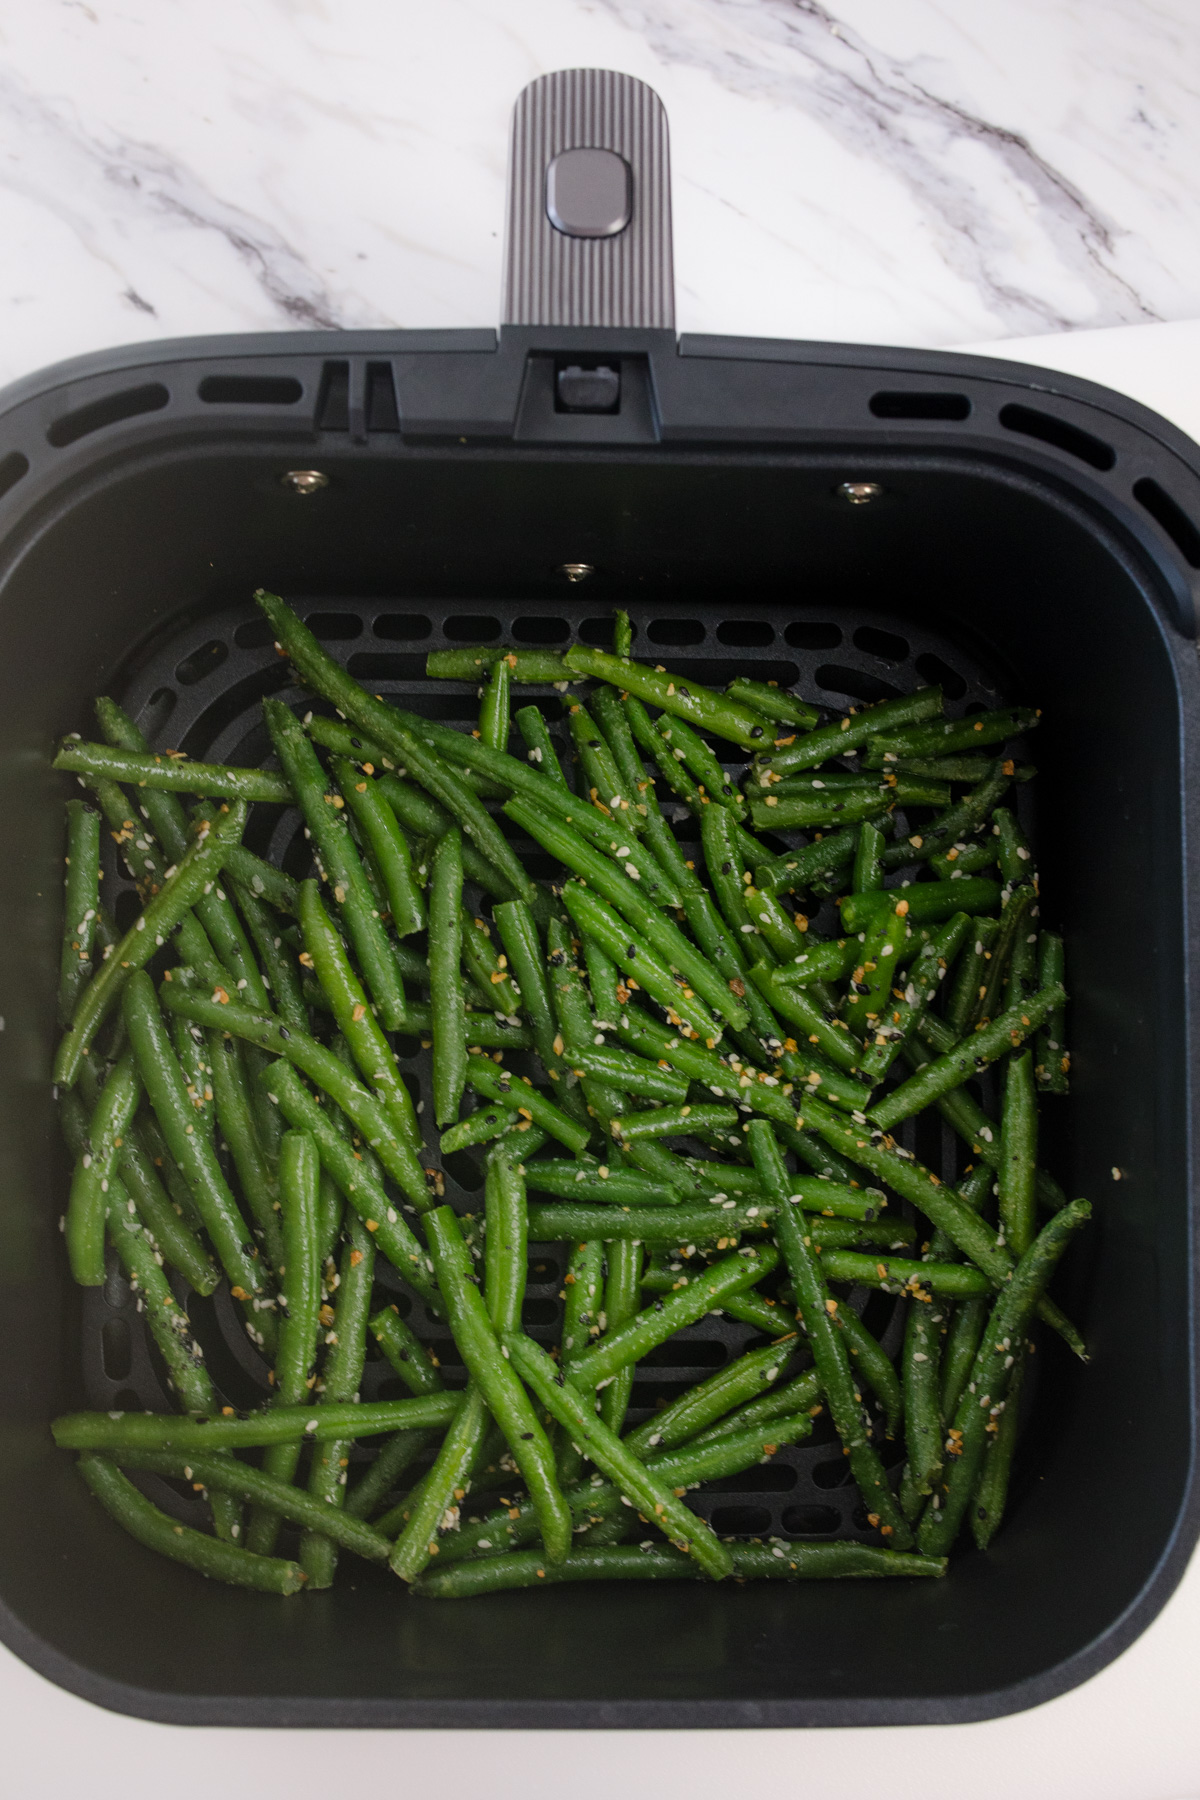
top-left (501, 69), bottom-right (675, 331)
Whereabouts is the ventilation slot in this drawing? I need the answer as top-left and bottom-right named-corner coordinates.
top-left (198, 375), bottom-right (303, 405)
top-left (101, 1317), bottom-right (132, 1382)
top-left (347, 652), bottom-right (429, 683)
top-left (366, 362), bottom-right (400, 432)
top-left (375, 614), bottom-right (432, 641)
top-left (234, 618), bottom-right (276, 649)
top-left (870, 391), bottom-right (971, 420)
top-left (175, 639), bottom-right (230, 687)
top-left (785, 620), bottom-right (842, 650)
top-left (708, 1504), bottom-right (772, 1536)
top-left (0, 452), bottom-right (29, 500)
top-left (445, 614), bottom-right (501, 642)
top-left (998, 403), bottom-right (1116, 471)
top-left (304, 612), bottom-right (363, 640)
top-left (1133, 477), bottom-right (1200, 568)
top-left (717, 619), bottom-right (774, 647)
top-left (140, 688), bottom-right (177, 740)
top-left (781, 1504), bottom-right (840, 1535)
top-left (853, 625), bottom-right (909, 662)
top-left (47, 382), bottom-right (169, 448)
top-left (647, 618), bottom-right (704, 646)
top-left (316, 361), bottom-right (350, 431)
top-left (815, 665), bottom-right (903, 705)
top-left (578, 617), bottom-right (621, 646)
top-left (513, 614), bottom-right (570, 643)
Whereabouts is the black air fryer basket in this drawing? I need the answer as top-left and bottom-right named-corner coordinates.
top-left (1, 69), bottom-right (1198, 1729)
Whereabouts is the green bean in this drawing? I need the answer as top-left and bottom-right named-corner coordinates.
top-left (298, 1216), bottom-right (377, 1584)
top-left (844, 902), bottom-right (910, 1041)
top-left (562, 884), bottom-right (723, 1048)
top-left (59, 800), bottom-right (101, 1027)
top-left (566, 1243), bottom-right (778, 1388)
top-left (54, 1394), bottom-right (461, 1452)
top-left (973, 885), bottom-right (1034, 1027)
top-left (493, 899), bottom-right (587, 1120)
top-left (55, 739), bottom-right (294, 802)
top-left (685, 1369), bottom-right (822, 1449)
top-left (869, 983), bottom-right (1064, 1131)
top-left (746, 1120), bottom-right (912, 1547)
top-left (562, 645), bottom-right (771, 751)
top-left (998, 1051), bottom-right (1037, 1258)
top-left (523, 1157), bottom-right (681, 1206)
top-left (224, 845), bottom-right (299, 913)
top-left (389, 1385), bottom-right (491, 1581)
top-left (247, 1131), bottom-right (323, 1555)
top-left (990, 806), bottom-right (1033, 890)
top-left (332, 757), bottom-right (425, 938)
top-left (515, 704), bottom-right (570, 791)
top-left (162, 987), bottom-right (430, 1209)
top-left (478, 654), bottom-right (512, 752)
top-left (892, 755), bottom-right (997, 782)
top-left (865, 704), bottom-right (1038, 764)
top-left (132, 1110), bottom-right (203, 1233)
top-left (902, 1298), bottom-right (943, 1499)
top-left (426, 648), bottom-right (578, 683)
top-left (687, 1164), bottom-right (884, 1220)
top-left (610, 1104), bottom-right (735, 1143)
top-left (426, 829), bottom-right (471, 1131)
top-left (345, 1429), bottom-right (435, 1520)
top-left (508, 800), bottom-right (744, 1030)
top-left (561, 1240), bottom-right (605, 1370)
top-left (940, 1295), bottom-right (988, 1422)
top-left (77, 1454), bottom-right (306, 1593)
top-left (751, 826), bottom-right (867, 900)
top-left (421, 1536), bottom-right (944, 1595)
top-left (944, 916), bottom-right (998, 1038)
top-left (597, 1239), bottom-right (641, 1435)
top-left (857, 912), bottom-right (971, 1084)
top-left (566, 1044), bottom-right (687, 1106)
top-left (750, 787), bottom-right (897, 834)
top-left (123, 974), bottom-right (272, 1334)
top-left (484, 1152), bottom-right (528, 1336)
top-left (371, 1304), bottom-right (446, 1394)
top-left (208, 1029), bottom-right (284, 1269)
top-left (817, 1251), bottom-right (991, 1296)
top-left (54, 800), bottom-right (248, 1087)
top-left (727, 679), bottom-right (819, 731)
top-left (743, 886), bottom-right (812, 963)
top-left (745, 966), bottom-right (859, 1072)
top-left (851, 820), bottom-right (885, 895)
top-left (458, 908), bottom-right (517, 1014)
top-left (654, 713), bottom-right (742, 812)
top-left (568, 700), bottom-right (641, 825)
top-left (257, 1062), bottom-right (439, 1306)
top-left (228, 878), bottom-right (307, 1031)
top-left (970, 1351), bottom-right (1026, 1550)
top-left (299, 879), bottom-right (422, 1155)
top-left (880, 765), bottom-right (1011, 871)
top-left (171, 1009), bottom-right (215, 1129)
top-left (264, 699), bottom-right (406, 1028)
top-left (503, 1332), bottom-right (734, 1579)
top-left (65, 1048), bottom-right (140, 1286)
top-left (546, 1203), bottom-right (907, 1248)
top-left (761, 688), bottom-right (944, 777)
top-left (463, 1054), bottom-right (590, 1154)
top-left (440, 1106), bottom-right (519, 1156)
top-left (918, 1199), bottom-right (1090, 1555)
top-left (840, 878), bottom-right (1001, 936)
top-left (423, 1206), bottom-right (571, 1562)
top-left (111, 1449), bottom-right (389, 1566)
top-left (115, 1120), bottom-right (217, 1292)
top-left (623, 1340), bottom-right (801, 1455)
top-left (930, 842), bottom-right (998, 880)
top-left (1035, 931), bottom-right (1069, 1093)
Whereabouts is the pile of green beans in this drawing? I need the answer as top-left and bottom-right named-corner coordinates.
top-left (48, 592), bottom-right (1087, 1600)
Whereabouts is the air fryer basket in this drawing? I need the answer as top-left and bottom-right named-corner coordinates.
top-left (0, 69), bottom-right (1198, 1729)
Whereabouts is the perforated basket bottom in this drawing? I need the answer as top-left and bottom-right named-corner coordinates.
top-left (81, 595), bottom-right (1015, 1551)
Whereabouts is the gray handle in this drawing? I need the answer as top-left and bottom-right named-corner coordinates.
top-left (502, 69), bottom-right (675, 330)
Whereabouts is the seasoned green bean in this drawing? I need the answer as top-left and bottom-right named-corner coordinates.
top-left (426, 648), bottom-right (579, 683)
top-left (208, 1029), bottom-right (285, 1270)
top-left (59, 799), bottom-right (101, 1027)
top-left (66, 1048), bottom-right (140, 1286)
top-left (868, 983), bottom-right (1064, 1131)
top-left (727, 679), bottom-right (820, 731)
top-left (762, 688), bottom-right (944, 777)
top-left (54, 1394), bottom-right (461, 1452)
top-left (865, 704), bottom-right (1038, 764)
top-left (562, 645), bottom-right (770, 751)
top-left (479, 655), bottom-right (512, 752)
top-left (332, 757), bottom-right (425, 938)
top-left (515, 704), bottom-right (571, 791)
top-left (54, 740), bottom-right (293, 803)
top-left (998, 1050), bottom-right (1037, 1257)
top-left (300, 1213), bottom-right (377, 1577)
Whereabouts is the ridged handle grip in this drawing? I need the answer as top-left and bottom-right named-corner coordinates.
top-left (502, 69), bottom-right (675, 330)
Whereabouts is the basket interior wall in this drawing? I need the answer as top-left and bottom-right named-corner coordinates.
top-left (0, 443), bottom-right (1187, 1720)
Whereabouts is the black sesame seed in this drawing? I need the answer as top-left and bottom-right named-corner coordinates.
top-left (279, 1026), bottom-right (291, 1039)
top-left (750, 726), bottom-right (764, 739)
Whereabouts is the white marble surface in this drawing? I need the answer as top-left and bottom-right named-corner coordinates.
top-left (2, 0), bottom-right (1200, 388)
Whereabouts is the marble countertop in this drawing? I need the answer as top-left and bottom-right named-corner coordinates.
top-left (4, 4), bottom-right (1200, 1794)
top-left (2, 0), bottom-right (1200, 382)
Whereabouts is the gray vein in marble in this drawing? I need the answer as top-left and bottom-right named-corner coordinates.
top-left (0, 69), bottom-right (379, 331)
top-left (596, 0), bottom-right (1163, 334)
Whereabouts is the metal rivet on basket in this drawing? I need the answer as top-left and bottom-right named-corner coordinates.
top-left (281, 469), bottom-right (330, 496)
top-left (558, 562), bottom-right (595, 582)
top-left (837, 481), bottom-right (883, 505)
